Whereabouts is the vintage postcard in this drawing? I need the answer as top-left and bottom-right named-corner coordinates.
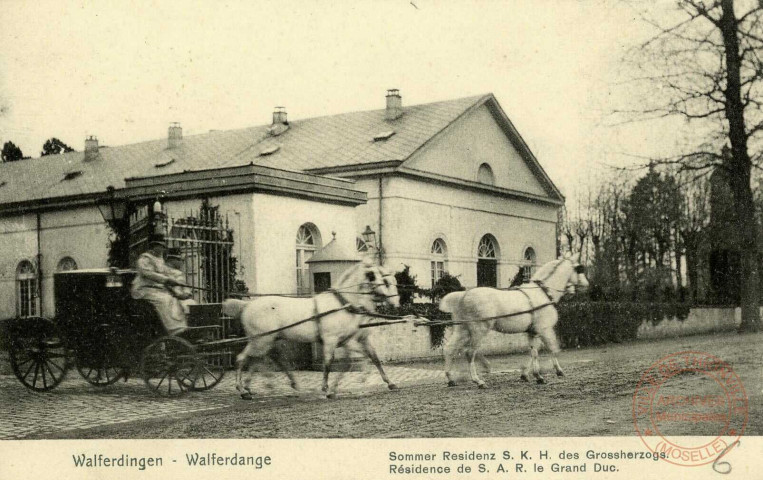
top-left (0, 1), bottom-right (760, 479)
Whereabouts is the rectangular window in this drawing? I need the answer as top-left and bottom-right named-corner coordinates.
top-left (522, 266), bottom-right (534, 283)
top-left (18, 279), bottom-right (37, 317)
top-left (431, 261), bottom-right (444, 287)
top-left (296, 249), bottom-right (314, 294)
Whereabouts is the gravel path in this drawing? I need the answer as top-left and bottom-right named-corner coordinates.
top-left (19, 330), bottom-right (760, 439)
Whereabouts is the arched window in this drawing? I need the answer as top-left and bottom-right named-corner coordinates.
top-left (522, 247), bottom-right (536, 283)
top-left (57, 256), bottom-right (78, 272)
top-left (430, 238), bottom-right (448, 287)
top-left (477, 234), bottom-right (499, 287)
top-left (296, 224), bottom-right (321, 294)
top-left (477, 163), bottom-right (495, 185)
top-left (16, 260), bottom-right (38, 318)
top-left (477, 235), bottom-right (497, 259)
top-left (356, 237), bottom-right (369, 253)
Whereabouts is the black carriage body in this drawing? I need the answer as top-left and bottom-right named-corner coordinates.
top-left (54, 269), bottom-right (162, 369)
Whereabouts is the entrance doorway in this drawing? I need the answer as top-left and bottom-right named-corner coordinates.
top-left (477, 234), bottom-right (499, 287)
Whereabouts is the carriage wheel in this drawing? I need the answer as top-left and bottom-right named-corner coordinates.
top-left (140, 337), bottom-right (197, 397)
top-left (76, 363), bottom-right (127, 387)
top-left (180, 352), bottom-right (226, 391)
top-left (9, 318), bottom-right (69, 392)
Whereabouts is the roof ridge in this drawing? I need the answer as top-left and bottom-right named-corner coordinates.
top-left (11, 94), bottom-right (491, 162)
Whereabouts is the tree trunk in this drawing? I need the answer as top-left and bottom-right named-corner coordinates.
top-left (719, 0), bottom-right (760, 332)
top-left (675, 228), bottom-right (683, 300)
top-left (683, 233), bottom-right (699, 303)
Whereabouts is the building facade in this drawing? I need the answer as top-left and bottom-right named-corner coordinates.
top-left (0, 90), bottom-right (562, 319)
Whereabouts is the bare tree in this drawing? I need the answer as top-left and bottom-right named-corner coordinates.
top-left (678, 171), bottom-right (712, 302)
top-left (618, 0), bottom-right (763, 332)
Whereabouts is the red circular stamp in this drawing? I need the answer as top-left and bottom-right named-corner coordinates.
top-left (632, 351), bottom-right (748, 467)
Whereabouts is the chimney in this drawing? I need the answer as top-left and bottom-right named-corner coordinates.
top-left (84, 135), bottom-right (99, 162)
top-left (385, 89), bottom-right (402, 121)
top-left (272, 106), bottom-right (288, 125)
top-left (269, 106), bottom-right (289, 136)
top-left (168, 122), bottom-right (182, 149)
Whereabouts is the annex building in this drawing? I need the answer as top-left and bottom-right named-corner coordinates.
top-left (0, 90), bottom-right (563, 320)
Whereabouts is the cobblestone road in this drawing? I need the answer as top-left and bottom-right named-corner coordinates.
top-left (0, 363), bottom-right (446, 439)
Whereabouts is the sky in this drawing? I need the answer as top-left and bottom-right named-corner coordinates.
top-left (0, 0), bottom-right (687, 203)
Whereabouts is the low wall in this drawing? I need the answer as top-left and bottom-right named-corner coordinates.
top-left (366, 321), bottom-right (529, 364)
top-left (368, 306), bottom-right (748, 364)
top-left (636, 306), bottom-right (746, 340)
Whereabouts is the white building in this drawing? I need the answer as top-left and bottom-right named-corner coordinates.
top-left (0, 90), bottom-right (563, 320)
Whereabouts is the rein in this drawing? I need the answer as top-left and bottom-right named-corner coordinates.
top-left (414, 300), bottom-right (555, 327)
top-left (249, 304), bottom-right (353, 339)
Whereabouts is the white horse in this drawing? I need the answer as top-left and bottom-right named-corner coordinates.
top-left (222, 260), bottom-right (400, 399)
top-left (440, 252), bottom-right (589, 388)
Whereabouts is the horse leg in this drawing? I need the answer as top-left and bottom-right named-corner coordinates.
top-left (322, 343), bottom-right (337, 398)
top-left (359, 334), bottom-right (397, 390)
top-left (235, 342), bottom-right (255, 400)
top-left (467, 342), bottom-right (487, 389)
top-left (529, 335), bottom-right (546, 384)
top-left (539, 328), bottom-right (565, 377)
top-left (443, 326), bottom-right (467, 387)
top-left (520, 334), bottom-right (532, 382)
top-left (268, 346), bottom-right (299, 391)
top-left (476, 351), bottom-right (491, 375)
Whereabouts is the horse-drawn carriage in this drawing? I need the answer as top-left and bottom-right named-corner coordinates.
top-left (5, 268), bottom-right (228, 397)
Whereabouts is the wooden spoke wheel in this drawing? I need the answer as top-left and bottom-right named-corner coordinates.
top-left (180, 352), bottom-right (226, 391)
top-left (76, 362), bottom-right (127, 387)
top-left (9, 318), bottom-right (69, 392)
top-left (140, 336), bottom-right (197, 397)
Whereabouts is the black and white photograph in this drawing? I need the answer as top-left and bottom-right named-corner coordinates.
top-left (0, 1), bottom-right (761, 478)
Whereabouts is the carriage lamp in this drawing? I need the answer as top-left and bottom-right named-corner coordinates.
top-left (362, 225), bottom-right (377, 251)
top-left (96, 185), bottom-right (127, 222)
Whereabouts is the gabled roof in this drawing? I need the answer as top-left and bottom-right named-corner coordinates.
top-left (0, 93), bottom-right (562, 210)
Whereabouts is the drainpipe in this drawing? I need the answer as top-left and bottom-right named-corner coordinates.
top-left (36, 212), bottom-right (43, 315)
top-left (378, 176), bottom-right (384, 265)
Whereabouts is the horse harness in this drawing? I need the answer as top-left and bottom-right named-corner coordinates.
top-left (246, 267), bottom-right (393, 341)
top-left (448, 258), bottom-right (579, 326)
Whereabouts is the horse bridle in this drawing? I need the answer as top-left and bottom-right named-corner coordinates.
top-left (371, 269), bottom-right (399, 302)
top-left (532, 257), bottom-right (585, 299)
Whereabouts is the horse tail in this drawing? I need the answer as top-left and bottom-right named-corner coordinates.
top-left (222, 298), bottom-right (249, 319)
top-left (439, 291), bottom-right (466, 314)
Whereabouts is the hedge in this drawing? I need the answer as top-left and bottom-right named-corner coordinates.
top-left (556, 301), bottom-right (690, 349)
top-left (378, 301), bottom-right (691, 351)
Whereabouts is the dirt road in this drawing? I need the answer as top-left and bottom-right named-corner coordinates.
top-left (31, 331), bottom-right (763, 439)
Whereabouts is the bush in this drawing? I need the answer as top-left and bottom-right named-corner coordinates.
top-left (394, 265), bottom-right (420, 305)
top-left (421, 273), bottom-right (465, 303)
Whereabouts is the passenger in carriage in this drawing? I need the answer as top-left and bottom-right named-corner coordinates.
top-left (165, 248), bottom-right (197, 317)
top-left (130, 238), bottom-right (188, 335)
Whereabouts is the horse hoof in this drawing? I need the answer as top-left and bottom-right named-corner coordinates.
top-left (556, 371), bottom-right (565, 377)
top-left (520, 374), bottom-right (529, 382)
top-left (478, 383), bottom-right (488, 389)
top-left (321, 385), bottom-right (328, 393)
top-left (388, 383), bottom-right (398, 390)
top-left (536, 378), bottom-right (547, 385)
top-left (326, 393), bottom-right (337, 400)
top-left (291, 383), bottom-right (299, 391)
top-left (240, 392), bottom-right (253, 400)
top-left (447, 380), bottom-right (457, 387)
